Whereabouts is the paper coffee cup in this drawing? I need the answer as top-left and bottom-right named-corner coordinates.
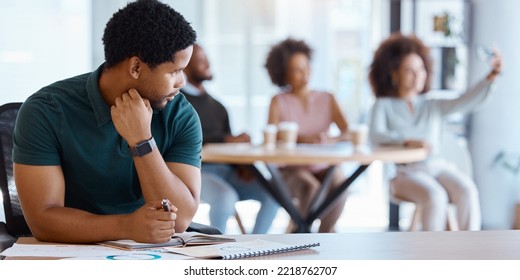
top-left (263, 124), bottom-right (278, 150)
top-left (350, 124), bottom-right (368, 147)
top-left (278, 122), bottom-right (299, 149)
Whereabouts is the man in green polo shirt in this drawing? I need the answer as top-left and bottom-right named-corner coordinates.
top-left (12, 0), bottom-right (201, 244)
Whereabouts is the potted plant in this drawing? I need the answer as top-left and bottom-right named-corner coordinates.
top-left (493, 151), bottom-right (520, 229)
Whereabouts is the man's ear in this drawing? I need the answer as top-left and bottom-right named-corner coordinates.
top-left (128, 56), bottom-right (141, 80)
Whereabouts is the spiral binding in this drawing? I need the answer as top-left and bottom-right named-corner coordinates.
top-left (222, 242), bottom-right (320, 260)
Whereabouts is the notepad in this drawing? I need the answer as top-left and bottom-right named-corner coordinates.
top-left (100, 232), bottom-right (235, 250)
top-left (164, 239), bottom-right (320, 259)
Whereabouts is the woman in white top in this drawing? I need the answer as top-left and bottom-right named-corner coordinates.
top-left (368, 33), bottom-right (502, 231)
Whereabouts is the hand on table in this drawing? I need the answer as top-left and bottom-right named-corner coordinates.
top-left (404, 139), bottom-right (432, 154)
top-left (125, 200), bottom-right (177, 243)
top-left (224, 133), bottom-right (251, 143)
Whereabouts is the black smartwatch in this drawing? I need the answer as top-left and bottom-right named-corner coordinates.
top-left (129, 137), bottom-right (156, 157)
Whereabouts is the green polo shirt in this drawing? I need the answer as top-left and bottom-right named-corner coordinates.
top-left (13, 64), bottom-right (202, 215)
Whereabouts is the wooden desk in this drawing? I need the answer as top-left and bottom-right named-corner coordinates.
top-left (202, 143), bottom-right (427, 232)
top-left (7, 230), bottom-right (520, 260)
top-left (202, 142), bottom-right (427, 165)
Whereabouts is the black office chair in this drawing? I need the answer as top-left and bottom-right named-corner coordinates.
top-left (0, 103), bottom-right (26, 253)
top-left (0, 102), bottom-right (218, 254)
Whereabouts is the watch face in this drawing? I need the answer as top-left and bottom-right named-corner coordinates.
top-left (136, 142), bottom-right (153, 156)
top-left (131, 138), bottom-right (156, 157)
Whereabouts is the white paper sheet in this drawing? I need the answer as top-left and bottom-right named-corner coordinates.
top-left (1, 243), bottom-right (189, 260)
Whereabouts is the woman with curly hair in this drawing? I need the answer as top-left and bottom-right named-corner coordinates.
top-left (368, 33), bottom-right (503, 231)
top-left (265, 38), bottom-right (350, 233)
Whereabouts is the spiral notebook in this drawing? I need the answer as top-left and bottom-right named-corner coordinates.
top-left (164, 239), bottom-right (320, 259)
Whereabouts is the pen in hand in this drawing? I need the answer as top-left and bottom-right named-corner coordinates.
top-left (162, 198), bottom-right (176, 239)
top-left (161, 198), bottom-right (171, 212)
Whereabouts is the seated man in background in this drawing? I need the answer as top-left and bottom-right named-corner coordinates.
top-left (13, 0), bottom-right (200, 244)
top-left (182, 44), bottom-right (279, 234)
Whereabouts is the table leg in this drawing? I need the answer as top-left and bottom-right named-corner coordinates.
top-left (307, 166), bottom-right (336, 217)
top-left (388, 202), bottom-right (400, 231)
top-left (250, 164), bottom-right (309, 232)
top-left (306, 164), bottom-right (370, 225)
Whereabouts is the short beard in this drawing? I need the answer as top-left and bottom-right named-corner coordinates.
top-left (149, 99), bottom-right (168, 111)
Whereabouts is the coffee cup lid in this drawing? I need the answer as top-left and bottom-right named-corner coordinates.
top-left (351, 124), bottom-right (368, 132)
top-left (278, 121), bottom-right (299, 131)
top-left (264, 124), bottom-right (278, 132)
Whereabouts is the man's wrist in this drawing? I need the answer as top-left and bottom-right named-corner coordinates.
top-left (116, 214), bottom-right (132, 240)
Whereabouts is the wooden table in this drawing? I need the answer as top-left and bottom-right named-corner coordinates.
top-left (239, 230), bottom-right (520, 260)
top-left (202, 143), bottom-right (428, 233)
top-left (6, 230), bottom-right (520, 260)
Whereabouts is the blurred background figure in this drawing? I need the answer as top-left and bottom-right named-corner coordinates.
top-left (265, 38), bottom-right (350, 233)
top-left (182, 44), bottom-right (279, 234)
top-left (368, 33), bottom-right (502, 231)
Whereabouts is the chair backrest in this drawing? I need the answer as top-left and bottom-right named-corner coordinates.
top-left (0, 102), bottom-right (31, 237)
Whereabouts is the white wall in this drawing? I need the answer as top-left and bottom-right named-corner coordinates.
top-left (0, 0), bottom-right (199, 105)
top-left (90, 0), bottom-right (203, 67)
top-left (468, 0), bottom-right (520, 229)
top-left (0, 0), bottom-right (91, 104)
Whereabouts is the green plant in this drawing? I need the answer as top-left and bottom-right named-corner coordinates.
top-left (492, 151), bottom-right (520, 175)
top-left (441, 12), bottom-right (454, 37)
